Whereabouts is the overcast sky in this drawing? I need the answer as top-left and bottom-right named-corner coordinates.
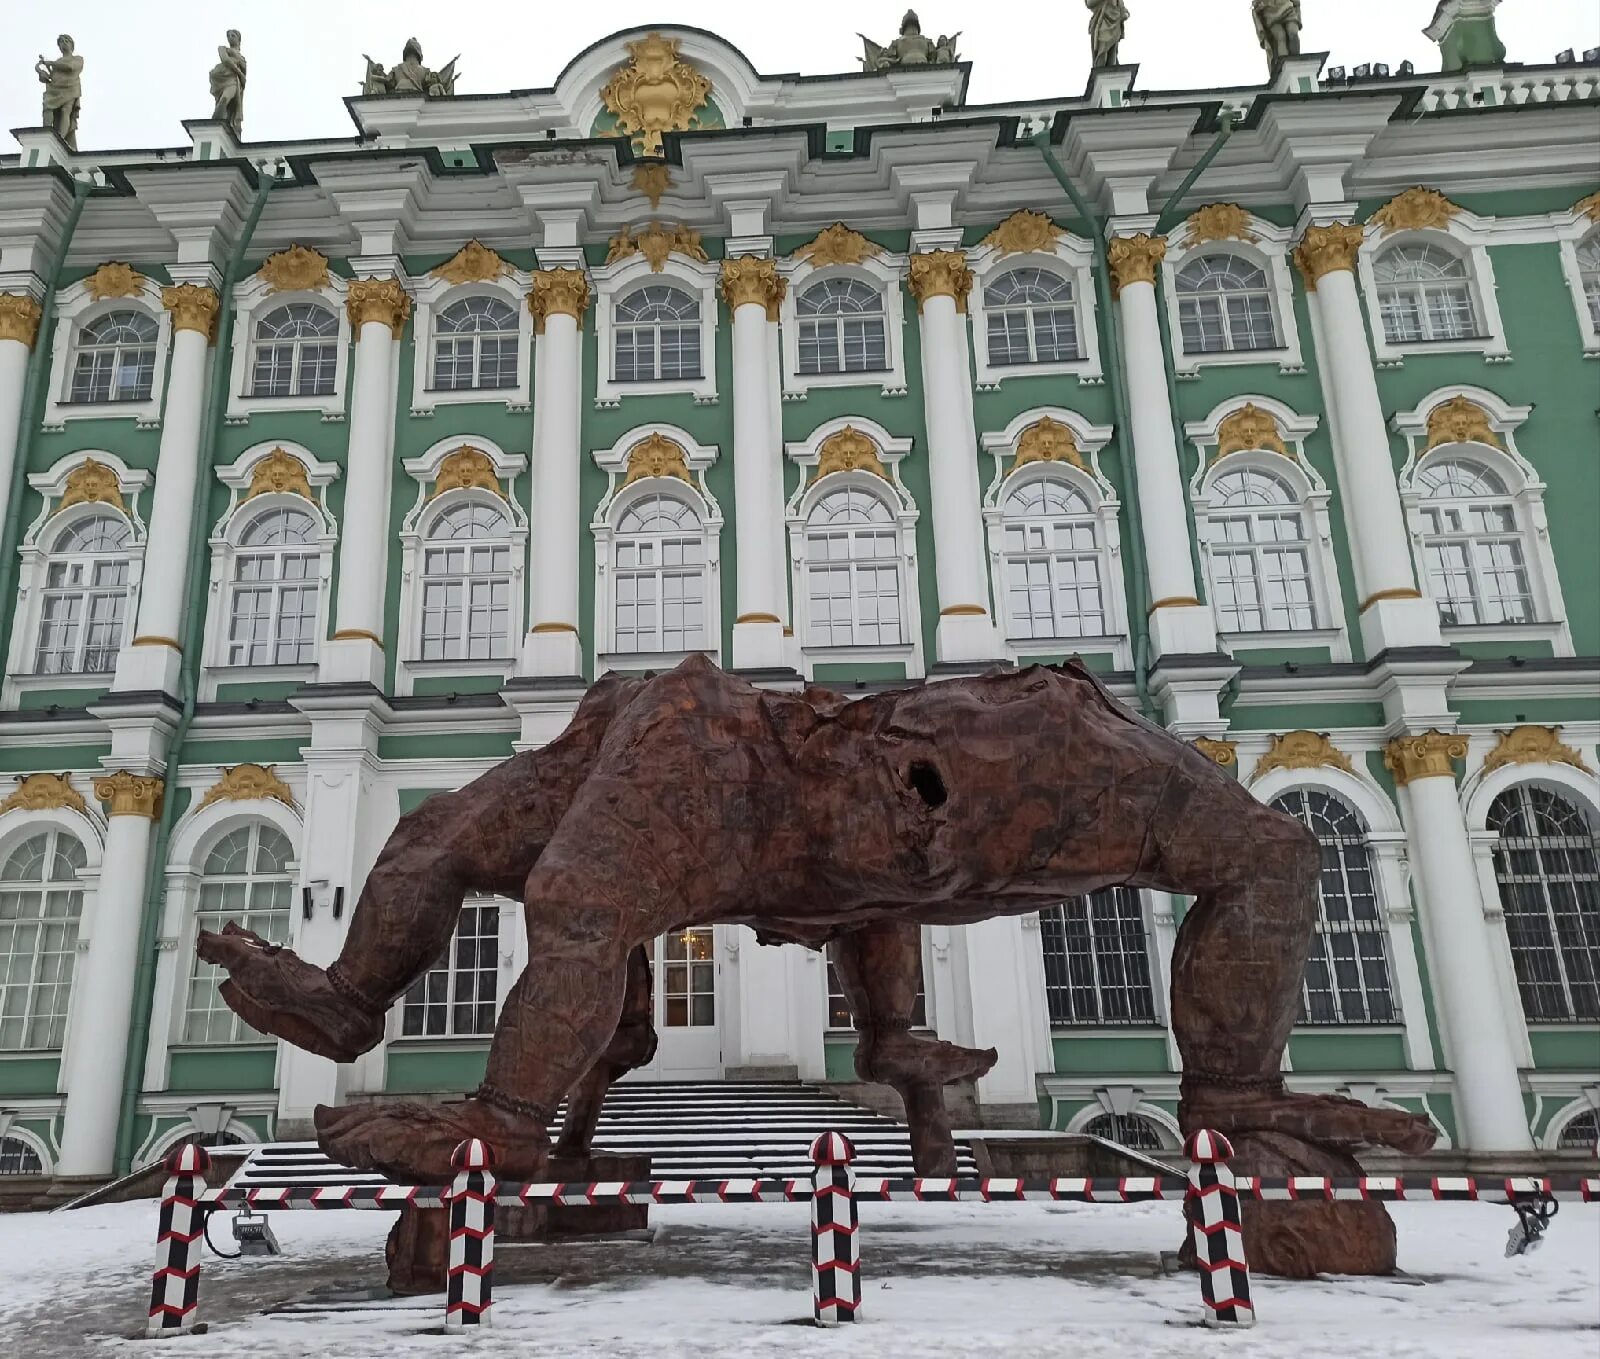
top-left (4, 1), bottom-right (1597, 151)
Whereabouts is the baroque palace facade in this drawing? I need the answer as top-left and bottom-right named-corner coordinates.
top-left (0, 18), bottom-right (1597, 1184)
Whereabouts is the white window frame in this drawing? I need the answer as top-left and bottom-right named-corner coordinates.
top-left (200, 442), bottom-right (339, 700)
top-left (593, 254), bottom-right (719, 406)
top-left (0, 822), bottom-right (89, 1053)
top-left (590, 425), bottom-right (724, 671)
top-left (980, 407), bottom-right (1128, 668)
top-left (225, 273), bottom-right (352, 423)
top-left (43, 276), bottom-right (173, 429)
top-left (3, 451), bottom-right (150, 708)
top-left (1392, 386), bottom-right (1570, 655)
top-left (1038, 887), bottom-right (1163, 1029)
top-left (784, 417), bottom-right (923, 679)
top-left (1161, 217), bottom-right (1303, 376)
top-left (1553, 208), bottom-right (1600, 356)
top-left (396, 437), bottom-right (528, 695)
top-left (408, 271), bottom-right (533, 416)
top-left (1357, 215), bottom-right (1510, 365)
top-left (968, 235), bottom-right (1103, 389)
top-left (777, 252), bottom-right (910, 398)
top-left (389, 895), bottom-right (519, 1043)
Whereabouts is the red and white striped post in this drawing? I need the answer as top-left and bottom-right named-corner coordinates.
top-left (148, 1142), bottom-right (210, 1337)
top-left (444, 1138), bottom-right (497, 1330)
top-left (1185, 1128), bottom-right (1255, 1328)
top-left (809, 1130), bottom-right (860, 1325)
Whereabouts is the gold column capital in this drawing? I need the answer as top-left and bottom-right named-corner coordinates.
top-left (161, 283), bottom-right (221, 342)
top-left (719, 256), bottom-right (787, 321)
top-left (93, 770), bottom-right (165, 819)
top-left (1107, 233), bottom-right (1167, 297)
top-left (1383, 731), bottom-right (1468, 786)
top-left (0, 293), bottom-right (44, 348)
top-left (527, 268), bottom-right (592, 334)
top-left (1193, 737), bottom-right (1238, 768)
top-left (345, 277), bottom-right (411, 338)
top-left (906, 250), bottom-right (974, 314)
top-left (1293, 222), bottom-right (1366, 290)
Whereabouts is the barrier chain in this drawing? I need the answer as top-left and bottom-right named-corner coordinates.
top-left (444, 1137), bottom-right (497, 1329)
top-left (809, 1131), bottom-right (861, 1325)
top-left (148, 1142), bottom-right (211, 1338)
top-left (1184, 1129), bottom-right (1255, 1328)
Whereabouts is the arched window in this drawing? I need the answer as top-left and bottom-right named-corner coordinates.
top-left (1204, 468), bottom-right (1316, 632)
top-left (401, 897), bottom-right (502, 1037)
top-left (796, 278), bottom-right (887, 374)
top-left (1579, 236), bottom-right (1600, 330)
top-left (33, 512), bottom-right (133, 675)
top-left (0, 1136), bottom-right (44, 1175)
top-left (0, 829), bottom-right (85, 1051)
top-left (1415, 458), bottom-right (1532, 626)
top-left (614, 285), bottom-right (701, 383)
top-left (804, 486), bottom-right (903, 648)
top-left (431, 296), bottom-right (519, 392)
top-left (249, 302), bottom-right (338, 398)
top-left (1488, 785), bottom-right (1600, 1023)
top-left (1084, 1112), bottom-right (1166, 1151)
top-left (1374, 244), bottom-right (1478, 343)
top-left (1273, 790), bottom-right (1396, 1025)
top-left (998, 475), bottom-right (1104, 640)
top-left (1556, 1108), bottom-right (1599, 1151)
top-left (225, 506), bottom-right (320, 666)
top-left (69, 310), bottom-right (158, 403)
top-left (184, 824), bottom-right (295, 1043)
top-left (1039, 887), bottom-right (1156, 1026)
top-left (419, 501), bottom-right (513, 661)
top-left (613, 492), bottom-right (708, 653)
top-left (1175, 255), bottom-right (1277, 354)
top-left (984, 267), bottom-right (1081, 366)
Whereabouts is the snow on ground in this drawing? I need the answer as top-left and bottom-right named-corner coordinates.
top-left (1, 1196), bottom-right (1596, 1358)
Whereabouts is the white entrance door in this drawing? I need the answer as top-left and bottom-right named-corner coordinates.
top-left (650, 925), bottom-right (722, 1078)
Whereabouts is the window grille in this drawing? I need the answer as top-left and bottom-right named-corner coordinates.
top-left (804, 487), bottom-right (902, 648)
top-left (0, 830), bottom-right (85, 1051)
top-left (226, 506), bottom-right (320, 666)
top-left (419, 502), bottom-right (513, 661)
top-left (431, 296), bottom-right (519, 391)
top-left (614, 285), bottom-right (701, 382)
top-left (612, 493), bottom-right (708, 653)
top-left (1083, 1112), bottom-right (1165, 1151)
top-left (0, 1137), bottom-right (44, 1176)
top-left (249, 302), bottom-right (338, 398)
top-left (33, 513), bottom-right (132, 675)
top-left (401, 899), bottom-right (502, 1038)
top-left (796, 277), bottom-right (888, 374)
top-left (983, 267), bottom-right (1081, 366)
top-left (1039, 887), bottom-right (1156, 1026)
top-left (999, 476), bottom-right (1104, 639)
top-left (1416, 459), bottom-right (1534, 626)
top-left (69, 310), bottom-right (158, 403)
top-left (1175, 254), bottom-right (1277, 354)
top-left (1206, 469), bottom-right (1316, 632)
top-left (1556, 1108), bottom-right (1599, 1151)
top-left (1374, 244), bottom-right (1479, 343)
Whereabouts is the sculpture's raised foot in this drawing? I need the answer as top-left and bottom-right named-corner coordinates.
top-left (1182, 1081), bottom-right (1437, 1157)
top-left (857, 1028), bottom-right (997, 1176)
top-left (314, 1094), bottom-right (550, 1184)
top-left (195, 922), bottom-right (385, 1062)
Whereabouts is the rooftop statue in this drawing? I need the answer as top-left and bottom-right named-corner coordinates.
top-left (1253, 0), bottom-right (1303, 67)
top-left (860, 10), bottom-right (959, 71)
top-left (199, 656), bottom-right (1434, 1278)
top-left (363, 38), bottom-right (459, 98)
top-left (36, 34), bottom-right (83, 151)
top-left (208, 30), bottom-right (247, 136)
top-left (1087, 0), bottom-right (1130, 68)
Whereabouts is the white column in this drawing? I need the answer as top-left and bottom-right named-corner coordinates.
top-left (958, 916), bottom-right (1050, 1121)
top-left (324, 278), bottom-right (408, 688)
top-left (722, 258), bottom-right (789, 670)
top-left (1297, 225), bottom-right (1440, 655)
top-left (0, 295), bottom-right (42, 534)
top-left (1108, 235), bottom-right (1216, 658)
top-left (908, 252), bottom-right (998, 664)
top-left (111, 286), bottom-right (220, 695)
top-left (733, 929), bottom-right (801, 1077)
top-left (56, 772), bottom-right (163, 1177)
top-left (1387, 733), bottom-right (1532, 1150)
top-left (523, 269), bottom-right (589, 678)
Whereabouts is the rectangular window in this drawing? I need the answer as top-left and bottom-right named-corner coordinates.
top-left (184, 877), bottom-right (291, 1044)
top-left (0, 890), bottom-right (80, 1050)
top-left (400, 901), bottom-right (502, 1038)
top-left (1039, 888), bottom-right (1156, 1026)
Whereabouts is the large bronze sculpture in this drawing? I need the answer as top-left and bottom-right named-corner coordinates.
top-left (198, 656), bottom-right (1434, 1275)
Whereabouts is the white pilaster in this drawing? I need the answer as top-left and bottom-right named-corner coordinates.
top-left (959, 916), bottom-right (1050, 1120)
top-left (733, 929), bottom-right (801, 1074)
top-left (0, 294), bottom-right (40, 532)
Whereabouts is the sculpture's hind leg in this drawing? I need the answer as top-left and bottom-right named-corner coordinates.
top-left (554, 944), bottom-right (658, 1158)
top-left (833, 921), bottom-right (996, 1176)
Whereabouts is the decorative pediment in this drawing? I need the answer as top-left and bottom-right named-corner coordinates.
top-left (815, 426), bottom-right (888, 480)
top-left (432, 447), bottom-right (504, 499)
top-left (980, 210), bottom-right (1064, 257)
top-left (606, 223), bottom-right (708, 273)
top-left (1250, 731), bottom-right (1355, 783)
top-left (197, 763), bottom-right (296, 811)
top-left (1370, 188), bottom-right (1461, 235)
top-left (257, 245), bottom-right (331, 293)
top-left (56, 458), bottom-right (127, 515)
top-left (1216, 404), bottom-right (1288, 459)
top-left (83, 262), bottom-right (146, 301)
top-left (431, 241), bottom-right (508, 286)
top-left (599, 32), bottom-right (713, 156)
top-left (623, 433), bottom-right (692, 485)
top-left (245, 448), bottom-right (313, 500)
top-left (1185, 204), bottom-right (1259, 245)
top-left (1013, 417), bottom-right (1085, 471)
top-left (1482, 726), bottom-right (1592, 775)
top-left (793, 224), bottom-right (882, 269)
top-left (0, 773), bottom-right (88, 816)
top-left (1423, 396), bottom-right (1500, 451)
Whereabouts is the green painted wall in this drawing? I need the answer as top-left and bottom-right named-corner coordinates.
top-left (386, 1044), bottom-right (490, 1093)
top-left (0, 1055), bottom-right (61, 1096)
top-left (167, 1046), bottom-right (277, 1092)
top-left (1050, 1033), bottom-right (1170, 1074)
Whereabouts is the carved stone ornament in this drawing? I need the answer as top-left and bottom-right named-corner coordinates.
top-left (623, 433), bottom-right (692, 486)
top-left (1293, 223), bottom-right (1365, 289)
top-left (1193, 737), bottom-right (1238, 767)
top-left (980, 209), bottom-right (1064, 257)
top-left (258, 245), bottom-right (331, 294)
top-left (1216, 404), bottom-right (1289, 459)
top-left (528, 269), bottom-right (591, 333)
top-left (93, 771), bottom-right (165, 819)
top-left (56, 458), bottom-right (126, 515)
top-left (161, 284), bottom-right (221, 340)
top-left (794, 224), bottom-right (882, 269)
top-left (720, 257), bottom-right (786, 320)
top-left (906, 251), bottom-right (974, 314)
top-left (633, 163), bottom-right (672, 209)
top-left (83, 262), bottom-right (145, 301)
top-left (606, 223), bottom-right (708, 274)
top-left (1422, 395), bottom-right (1501, 451)
top-left (246, 448), bottom-right (313, 500)
top-left (0, 294), bottom-right (44, 348)
top-left (0, 772), bottom-right (88, 816)
top-left (815, 426), bottom-right (889, 480)
top-left (345, 277), bottom-right (411, 337)
top-left (1370, 188), bottom-right (1461, 236)
top-left (1186, 203), bottom-right (1258, 245)
top-left (1578, 191), bottom-right (1600, 224)
top-left (1383, 731), bottom-right (1468, 786)
top-left (1013, 417), bottom-right (1085, 470)
top-left (599, 32), bottom-right (713, 156)
top-left (198, 763), bottom-right (296, 811)
top-left (431, 241), bottom-right (507, 286)
top-left (431, 447), bottom-right (503, 500)
top-left (1249, 730), bottom-right (1355, 783)
top-left (1482, 725), bottom-right (1593, 775)
top-left (1106, 234), bottom-right (1166, 297)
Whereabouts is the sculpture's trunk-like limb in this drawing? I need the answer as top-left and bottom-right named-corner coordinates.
top-left (553, 945), bottom-right (658, 1157)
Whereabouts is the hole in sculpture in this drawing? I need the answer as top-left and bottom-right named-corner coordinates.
top-left (907, 761), bottom-right (947, 808)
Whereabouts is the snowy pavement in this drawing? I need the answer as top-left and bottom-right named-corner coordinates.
top-left (1, 1196), bottom-right (1596, 1357)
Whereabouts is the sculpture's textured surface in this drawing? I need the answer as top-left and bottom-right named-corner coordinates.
top-left (198, 656), bottom-right (1435, 1275)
